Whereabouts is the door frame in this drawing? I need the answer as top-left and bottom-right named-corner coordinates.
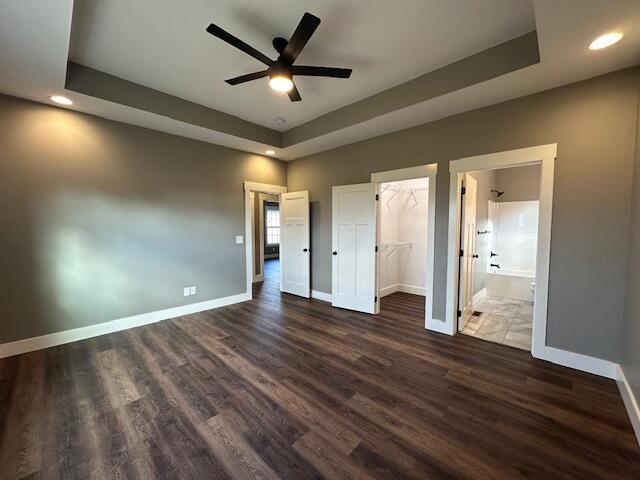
top-left (244, 181), bottom-right (287, 299)
top-left (371, 163), bottom-right (438, 329)
top-left (458, 173), bottom-right (478, 331)
top-left (445, 144), bottom-right (556, 359)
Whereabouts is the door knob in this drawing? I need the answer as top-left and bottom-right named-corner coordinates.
top-left (303, 248), bottom-right (308, 252)
top-left (490, 251), bottom-right (498, 257)
top-left (472, 254), bottom-right (479, 259)
top-left (332, 251), bottom-right (338, 255)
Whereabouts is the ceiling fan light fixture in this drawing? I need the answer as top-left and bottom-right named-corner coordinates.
top-left (269, 75), bottom-right (294, 93)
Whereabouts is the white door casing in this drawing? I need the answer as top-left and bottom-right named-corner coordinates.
top-left (332, 183), bottom-right (378, 314)
top-left (445, 144), bottom-right (556, 360)
top-left (280, 191), bottom-right (310, 298)
top-left (459, 173), bottom-right (477, 329)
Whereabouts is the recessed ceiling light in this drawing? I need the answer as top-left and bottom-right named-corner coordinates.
top-left (269, 75), bottom-right (294, 92)
top-left (265, 150), bottom-right (276, 155)
top-left (49, 95), bottom-right (73, 105)
top-left (589, 32), bottom-right (623, 50)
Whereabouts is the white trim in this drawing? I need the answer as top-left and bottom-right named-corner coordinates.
top-left (371, 164), bottom-right (438, 331)
top-left (244, 181), bottom-right (287, 194)
top-left (472, 288), bottom-right (487, 304)
top-left (448, 144), bottom-right (557, 173)
top-left (243, 181), bottom-right (287, 298)
top-left (258, 194), bottom-right (266, 279)
top-left (380, 284), bottom-right (399, 298)
top-left (0, 292), bottom-right (250, 359)
top-left (541, 346), bottom-right (617, 379)
top-left (399, 284), bottom-right (426, 296)
top-left (380, 284), bottom-right (427, 298)
top-left (446, 144), bottom-right (556, 360)
top-left (371, 164), bottom-right (438, 183)
top-left (617, 365), bottom-right (640, 446)
top-left (250, 191), bottom-right (260, 282)
top-left (253, 274), bottom-right (264, 282)
top-left (311, 290), bottom-right (332, 302)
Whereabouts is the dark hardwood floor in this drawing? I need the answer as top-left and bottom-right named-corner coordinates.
top-left (1, 258), bottom-right (639, 479)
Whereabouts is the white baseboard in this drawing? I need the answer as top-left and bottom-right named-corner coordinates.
top-left (617, 365), bottom-right (640, 447)
top-left (380, 284), bottom-right (399, 298)
top-left (541, 346), bottom-right (618, 379)
top-left (0, 291), bottom-right (251, 359)
top-left (380, 284), bottom-right (426, 298)
top-left (398, 284), bottom-right (426, 296)
top-left (252, 274), bottom-right (264, 283)
top-left (311, 290), bottom-right (332, 303)
top-left (472, 288), bottom-right (486, 304)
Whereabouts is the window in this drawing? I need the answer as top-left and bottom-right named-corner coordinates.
top-left (266, 206), bottom-right (280, 245)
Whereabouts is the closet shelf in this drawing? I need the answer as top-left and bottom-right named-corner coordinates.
top-left (380, 241), bottom-right (412, 255)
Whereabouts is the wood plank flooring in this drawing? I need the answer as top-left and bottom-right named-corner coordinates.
top-left (1, 259), bottom-right (639, 479)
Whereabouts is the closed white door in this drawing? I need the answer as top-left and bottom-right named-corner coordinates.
top-left (332, 183), bottom-right (377, 314)
top-left (280, 191), bottom-right (310, 298)
top-left (459, 174), bottom-right (477, 327)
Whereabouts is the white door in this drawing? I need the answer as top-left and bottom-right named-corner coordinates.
top-left (332, 183), bottom-right (378, 313)
top-left (280, 191), bottom-right (310, 298)
top-left (459, 174), bottom-right (477, 329)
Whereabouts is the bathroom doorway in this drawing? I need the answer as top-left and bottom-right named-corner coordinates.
top-left (457, 164), bottom-right (540, 351)
top-left (445, 144), bottom-right (556, 358)
top-left (458, 165), bottom-right (540, 350)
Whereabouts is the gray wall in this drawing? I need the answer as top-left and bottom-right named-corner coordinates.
top-left (621, 80), bottom-right (640, 402)
top-left (287, 67), bottom-right (640, 361)
top-left (468, 170), bottom-right (496, 295)
top-left (0, 94), bottom-right (286, 344)
top-left (494, 164), bottom-right (541, 202)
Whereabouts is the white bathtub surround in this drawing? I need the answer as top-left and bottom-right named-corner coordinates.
top-left (379, 178), bottom-right (429, 298)
top-left (486, 271), bottom-right (535, 302)
top-left (486, 200), bottom-right (539, 301)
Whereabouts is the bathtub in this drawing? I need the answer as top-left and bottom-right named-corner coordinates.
top-left (485, 269), bottom-right (534, 302)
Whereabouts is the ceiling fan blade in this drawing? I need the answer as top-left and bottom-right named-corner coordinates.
top-left (288, 83), bottom-right (302, 102)
top-left (225, 70), bottom-right (269, 85)
top-left (206, 23), bottom-right (272, 66)
top-left (279, 12), bottom-right (320, 65)
top-left (291, 66), bottom-right (352, 78)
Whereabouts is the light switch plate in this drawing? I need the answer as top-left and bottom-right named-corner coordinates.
top-left (190, 286), bottom-right (196, 295)
top-left (236, 235), bottom-right (244, 244)
top-left (183, 287), bottom-right (190, 297)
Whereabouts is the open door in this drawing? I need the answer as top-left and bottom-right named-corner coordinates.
top-left (280, 191), bottom-right (310, 298)
top-left (458, 173), bottom-right (477, 329)
top-left (331, 183), bottom-right (378, 314)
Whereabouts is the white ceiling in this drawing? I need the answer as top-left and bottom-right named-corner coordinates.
top-left (1, 1), bottom-right (640, 161)
top-left (69, 0), bottom-right (535, 130)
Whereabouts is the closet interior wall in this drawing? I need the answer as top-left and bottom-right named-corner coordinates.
top-left (379, 177), bottom-right (429, 298)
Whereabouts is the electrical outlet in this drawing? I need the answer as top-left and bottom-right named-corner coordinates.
top-left (183, 287), bottom-right (190, 297)
top-left (190, 286), bottom-right (196, 295)
top-left (236, 235), bottom-right (244, 244)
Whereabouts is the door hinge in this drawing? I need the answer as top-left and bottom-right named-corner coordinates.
top-left (375, 296), bottom-right (378, 303)
top-left (375, 245), bottom-right (379, 253)
top-left (461, 186), bottom-right (466, 195)
top-left (459, 249), bottom-right (464, 258)
top-left (457, 309), bottom-right (462, 318)
top-left (375, 194), bottom-right (379, 201)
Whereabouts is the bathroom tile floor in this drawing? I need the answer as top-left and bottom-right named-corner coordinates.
top-left (460, 296), bottom-right (533, 350)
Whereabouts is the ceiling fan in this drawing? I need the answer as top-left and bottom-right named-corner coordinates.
top-left (206, 12), bottom-right (352, 102)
